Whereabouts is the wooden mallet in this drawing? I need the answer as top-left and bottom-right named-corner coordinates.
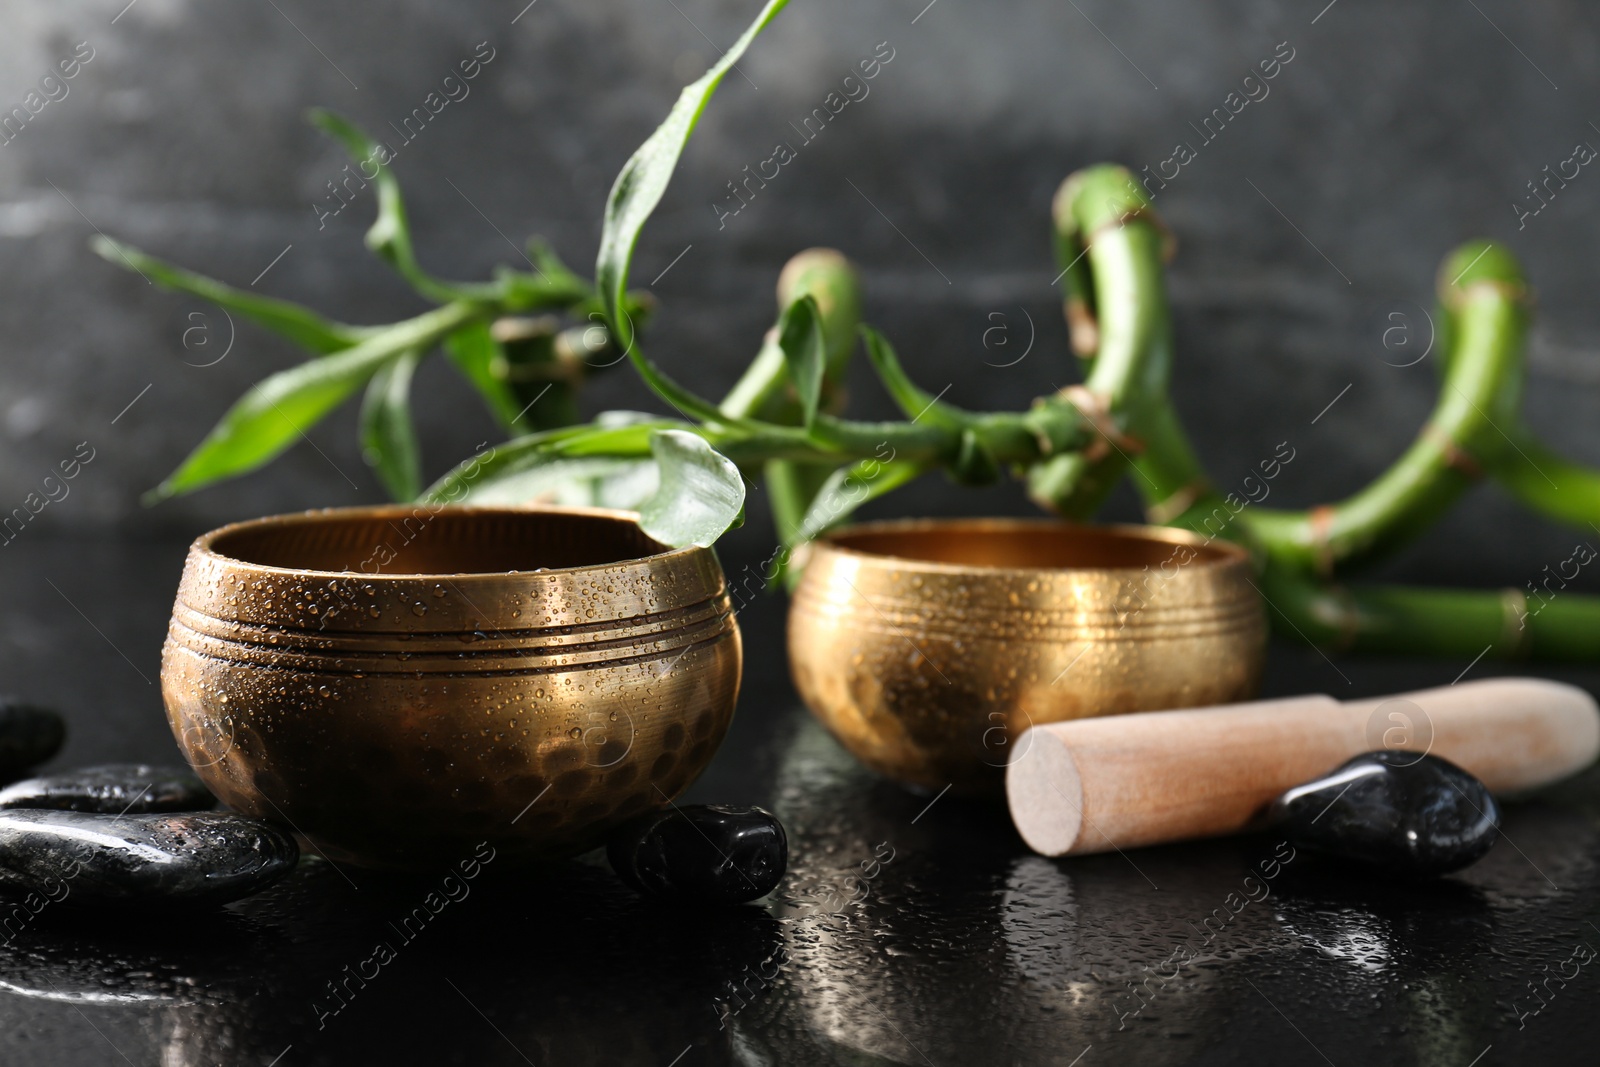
top-left (1006, 677), bottom-right (1600, 857)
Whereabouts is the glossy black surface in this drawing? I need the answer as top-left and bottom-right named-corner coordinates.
top-left (0, 700), bottom-right (65, 777)
top-left (1, 536), bottom-right (1599, 1064)
top-left (0, 810), bottom-right (298, 908)
top-left (0, 762), bottom-right (215, 814)
top-left (1275, 751), bottom-right (1501, 876)
top-left (608, 804), bottom-right (788, 905)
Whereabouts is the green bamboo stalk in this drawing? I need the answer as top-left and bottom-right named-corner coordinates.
top-left (1257, 559), bottom-right (1600, 662)
top-left (1051, 178), bottom-right (1100, 359)
top-left (1030, 166), bottom-right (1175, 519)
top-left (721, 249), bottom-right (862, 421)
top-left (719, 249), bottom-right (864, 542)
top-left (1490, 431), bottom-right (1600, 531)
top-left (1037, 180), bottom-right (1600, 660)
top-left (1240, 241), bottom-right (1529, 574)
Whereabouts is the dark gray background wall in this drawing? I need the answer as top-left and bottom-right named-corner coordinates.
top-left (4, 0), bottom-right (1598, 587)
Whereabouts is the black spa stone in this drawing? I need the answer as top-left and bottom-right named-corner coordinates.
top-left (1272, 750), bottom-right (1499, 876)
top-left (0, 700), bottom-right (66, 777)
top-left (607, 804), bottom-right (787, 905)
top-left (0, 810), bottom-right (298, 907)
top-left (0, 763), bottom-right (215, 814)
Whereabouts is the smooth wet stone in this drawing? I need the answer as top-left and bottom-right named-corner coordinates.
top-left (1272, 751), bottom-right (1499, 876)
top-left (607, 804), bottom-right (787, 905)
top-left (0, 699), bottom-right (66, 777)
top-left (0, 810), bottom-right (298, 907)
top-left (0, 763), bottom-right (215, 814)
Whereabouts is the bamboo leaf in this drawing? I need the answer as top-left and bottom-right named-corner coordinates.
top-left (595, 0), bottom-right (788, 335)
top-left (151, 348), bottom-right (378, 502)
top-left (309, 109), bottom-right (494, 304)
top-left (149, 300), bottom-right (481, 501)
top-left (91, 237), bottom-right (365, 354)
top-left (774, 295), bottom-right (825, 427)
top-left (593, 0), bottom-right (789, 420)
top-left (443, 321), bottom-right (527, 431)
top-left (639, 430), bottom-right (746, 548)
top-left (455, 456), bottom-right (659, 509)
top-left (791, 458), bottom-right (925, 545)
top-left (860, 326), bottom-right (964, 429)
top-left (526, 237), bottom-right (587, 290)
top-left (418, 414), bottom-right (686, 504)
top-left (360, 348), bottom-right (424, 501)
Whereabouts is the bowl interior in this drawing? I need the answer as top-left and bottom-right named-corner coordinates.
top-left (826, 520), bottom-right (1239, 571)
top-left (208, 507), bottom-right (669, 576)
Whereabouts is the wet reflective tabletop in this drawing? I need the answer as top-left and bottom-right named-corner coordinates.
top-left (3, 537), bottom-right (1598, 1066)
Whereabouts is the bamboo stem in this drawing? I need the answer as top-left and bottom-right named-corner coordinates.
top-left (1037, 168), bottom-right (1600, 661)
top-left (1490, 430), bottom-right (1600, 532)
top-left (1257, 560), bottom-right (1600, 662)
top-left (1240, 242), bottom-right (1529, 574)
top-left (1030, 166), bottom-right (1174, 518)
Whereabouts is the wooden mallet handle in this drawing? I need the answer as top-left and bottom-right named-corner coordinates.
top-left (1006, 678), bottom-right (1600, 857)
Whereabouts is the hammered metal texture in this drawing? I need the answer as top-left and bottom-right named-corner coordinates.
top-left (161, 506), bottom-right (741, 870)
top-left (788, 518), bottom-right (1265, 795)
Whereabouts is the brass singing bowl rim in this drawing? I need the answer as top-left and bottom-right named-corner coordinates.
top-left (191, 503), bottom-right (690, 582)
top-left (179, 504), bottom-right (730, 640)
top-left (813, 516), bottom-right (1251, 576)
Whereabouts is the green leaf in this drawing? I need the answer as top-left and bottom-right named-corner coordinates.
top-left (791, 458), bottom-right (925, 545)
top-left (309, 109), bottom-right (493, 304)
top-left (638, 430), bottom-right (747, 548)
top-left (774, 295), bottom-right (825, 427)
top-left (860, 326), bottom-right (965, 429)
top-left (443, 321), bottom-right (527, 432)
top-left (152, 347), bottom-right (379, 502)
top-left (91, 237), bottom-right (366, 355)
top-left (454, 456), bottom-right (659, 509)
top-left (419, 414), bottom-right (686, 505)
top-left (595, 0), bottom-right (788, 335)
top-left (495, 266), bottom-right (597, 314)
top-left (149, 300), bottom-right (482, 501)
top-left (594, 0), bottom-right (789, 421)
top-left (360, 347), bottom-right (424, 501)
top-left (526, 237), bottom-right (587, 290)
top-left (777, 248), bottom-right (862, 379)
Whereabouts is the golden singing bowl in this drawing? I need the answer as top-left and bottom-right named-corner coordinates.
top-left (788, 518), bottom-right (1264, 795)
top-left (160, 505), bottom-right (741, 870)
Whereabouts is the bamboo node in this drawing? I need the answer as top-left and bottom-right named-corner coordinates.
top-left (1146, 479), bottom-right (1211, 524)
top-left (1499, 588), bottom-right (1533, 658)
top-left (1440, 277), bottom-right (1531, 311)
top-left (1309, 506), bottom-right (1337, 578)
top-left (1058, 385), bottom-right (1142, 464)
top-left (1328, 584), bottom-right (1361, 653)
top-left (1066, 298), bottom-right (1100, 357)
top-left (1421, 423), bottom-right (1485, 479)
top-left (1085, 206), bottom-right (1178, 263)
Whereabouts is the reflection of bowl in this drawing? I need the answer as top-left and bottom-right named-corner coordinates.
top-left (161, 505), bottom-right (741, 870)
top-left (788, 518), bottom-right (1264, 794)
